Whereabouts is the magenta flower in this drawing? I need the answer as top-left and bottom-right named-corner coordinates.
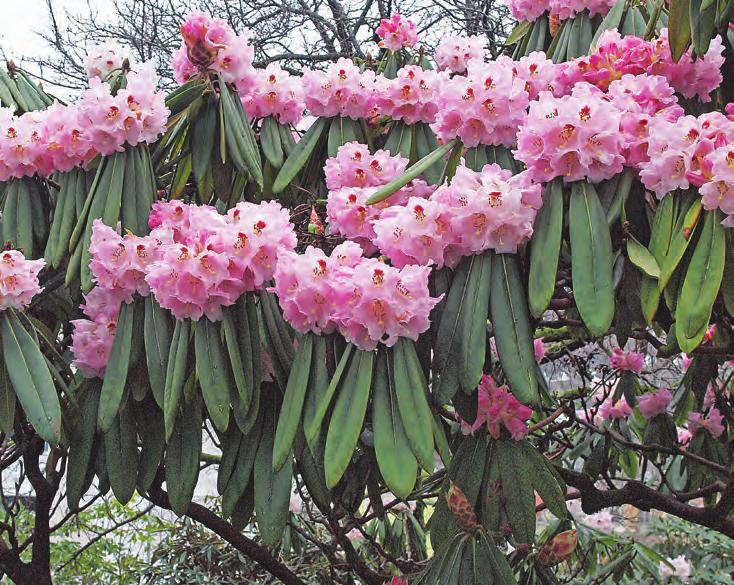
top-left (609, 348), bottom-right (644, 374)
top-left (240, 63), bottom-right (305, 125)
top-left (534, 338), bottom-right (547, 362)
top-left (598, 396), bottom-right (632, 422)
top-left (637, 388), bottom-right (672, 420)
top-left (688, 408), bottom-right (725, 439)
top-left (467, 374), bottom-right (532, 440)
top-left (376, 14), bottom-right (419, 51)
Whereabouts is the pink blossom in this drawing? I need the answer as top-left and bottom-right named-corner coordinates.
top-left (372, 197), bottom-right (453, 268)
top-left (505, 0), bottom-right (551, 22)
top-left (609, 348), bottom-right (644, 374)
top-left (434, 35), bottom-right (485, 74)
top-left (549, 0), bottom-right (616, 21)
top-left (145, 201), bottom-right (296, 321)
top-left (700, 146), bottom-right (734, 225)
top-left (71, 318), bottom-right (117, 379)
top-left (659, 555), bottom-right (692, 582)
top-left (0, 250), bottom-right (44, 311)
top-left (375, 66), bottom-right (445, 125)
top-left (432, 58), bottom-right (530, 148)
top-left (172, 11), bottom-right (255, 87)
top-left (637, 388), bottom-right (672, 419)
top-left (677, 427), bottom-right (692, 447)
top-left (240, 63), bottom-right (305, 125)
top-left (598, 396), bottom-right (632, 421)
top-left (500, 52), bottom-right (561, 100)
top-left (376, 14), bottom-right (419, 51)
top-left (324, 142), bottom-right (407, 191)
top-left (85, 42), bottom-right (129, 80)
top-left (534, 338), bottom-right (547, 362)
top-left (429, 163), bottom-right (543, 261)
top-left (383, 579), bottom-right (409, 585)
top-left (467, 374), bottom-right (532, 440)
top-left (332, 259), bottom-right (440, 350)
top-left (688, 408), bottom-right (725, 438)
top-left (302, 58), bottom-right (377, 120)
top-left (680, 354), bottom-right (693, 372)
top-left (515, 83), bottom-right (625, 183)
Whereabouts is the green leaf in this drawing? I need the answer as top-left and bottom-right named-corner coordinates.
top-left (163, 319), bottom-right (191, 441)
top-left (505, 20), bottom-right (533, 46)
top-left (627, 235), bottom-right (661, 279)
top-left (223, 421), bottom-right (262, 519)
top-left (392, 339), bottom-right (435, 472)
top-left (569, 181), bottom-right (614, 336)
top-left (254, 399), bottom-right (292, 548)
top-left (324, 350), bottom-right (374, 488)
top-left (165, 397), bottom-right (202, 516)
top-left (367, 139), bottom-right (458, 205)
top-left (97, 300), bottom-right (135, 433)
top-left (272, 117), bottom-right (328, 193)
top-left (690, 0), bottom-right (716, 57)
top-left (305, 343), bottom-right (354, 448)
top-left (272, 333), bottom-right (314, 472)
top-left (668, 0), bottom-right (692, 62)
top-left (640, 194), bottom-right (676, 322)
top-left (191, 97), bottom-right (217, 189)
top-left (518, 441), bottom-right (567, 518)
top-left (592, 0), bottom-right (627, 46)
top-left (372, 349), bottom-right (418, 499)
top-left (144, 296), bottom-right (172, 409)
top-left (496, 440), bottom-right (536, 544)
top-left (0, 310), bottom-right (60, 444)
top-left (66, 382), bottom-right (100, 509)
top-left (528, 179), bottom-right (563, 318)
top-left (459, 251), bottom-right (492, 393)
top-left (260, 115), bottom-right (284, 169)
top-left (676, 210), bottom-right (726, 353)
top-left (0, 353), bottom-right (15, 434)
top-left (194, 318), bottom-right (231, 433)
top-left (104, 399), bottom-right (139, 505)
top-left (490, 253), bottom-right (539, 406)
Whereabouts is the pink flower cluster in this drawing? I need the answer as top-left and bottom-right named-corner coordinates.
top-left (609, 347), bottom-right (644, 374)
top-left (375, 66), bottom-right (445, 125)
top-left (144, 200), bottom-right (296, 321)
top-left (71, 287), bottom-right (124, 378)
top-left (699, 143), bottom-right (734, 227)
top-left (639, 111), bottom-right (734, 201)
top-left (376, 14), bottom-right (419, 51)
top-left (688, 408), bottom-right (725, 438)
top-left (302, 58), bottom-right (377, 120)
top-left (240, 63), bottom-right (305, 125)
top-left (434, 35), bottom-right (485, 74)
top-left (597, 396), bottom-right (632, 422)
top-left (558, 29), bottom-right (724, 102)
top-left (431, 58), bottom-right (530, 148)
top-left (324, 142), bottom-right (408, 191)
top-left (171, 11), bottom-right (255, 87)
top-left (505, 0), bottom-right (614, 21)
top-left (515, 83), bottom-right (625, 183)
top-left (0, 250), bottom-right (44, 311)
top-left (463, 374), bottom-right (532, 440)
top-left (271, 242), bottom-right (440, 350)
top-left (638, 388), bottom-right (672, 420)
top-left (85, 42), bottom-right (128, 80)
top-left (0, 62), bottom-right (168, 181)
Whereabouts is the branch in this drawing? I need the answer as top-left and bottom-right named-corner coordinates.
top-left (559, 468), bottom-right (734, 539)
top-left (146, 481), bottom-right (306, 585)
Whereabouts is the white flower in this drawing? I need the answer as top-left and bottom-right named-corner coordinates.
top-left (659, 555), bottom-right (692, 582)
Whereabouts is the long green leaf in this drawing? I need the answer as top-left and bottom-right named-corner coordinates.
top-left (528, 179), bottom-right (563, 318)
top-left (194, 318), bottom-right (231, 432)
top-left (272, 117), bottom-right (329, 193)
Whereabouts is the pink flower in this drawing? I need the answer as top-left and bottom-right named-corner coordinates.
top-left (609, 348), bottom-right (644, 374)
top-left (515, 83), bottom-right (625, 183)
top-left (71, 318), bottom-right (117, 378)
top-left (383, 579), bottom-right (409, 585)
top-left (0, 250), bottom-right (44, 311)
top-left (637, 388), bottom-right (672, 419)
top-left (688, 408), bottom-right (725, 438)
top-left (534, 338), bottom-right (547, 362)
top-left (376, 14), bottom-right (419, 51)
top-left (332, 259), bottom-right (441, 350)
top-left (302, 58), bottom-right (377, 120)
top-left (659, 555), bottom-right (692, 582)
top-left (501, 52), bottom-right (560, 100)
top-left (432, 58), bottom-right (530, 148)
top-left (375, 66), bottom-right (445, 125)
top-left (701, 146), bottom-right (734, 225)
top-left (172, 11), bottom-right (255, 86)
top-left (429, 164), bottom-right (542, 261)
top-left (240, 63), bottom-right (305, 125)
top-left (467, 374), bottom-right (532, 440)
top-left (677, 427), bottom-right (692, 447)
top-left (85, 42), bottom-right (128, 80)
top-left (505, 0), bottom-right (551, 22)
top-left (598, 396), bottom-right (632, 421)
top-left (549, 0), bottom-right (616, 21)
top-left (434, 35), bottom-right (485, 74)
top-left (372, 197), bottom-right (454, 268)
top-left (324, 142), bottom-right (407, 191)
top-left (681, 354), bottom-right (693, 372)
top-left (145, 201), bottom-right (296, 321)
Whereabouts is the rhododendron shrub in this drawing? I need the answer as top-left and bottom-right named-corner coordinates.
top-left (3, 3), bottom-right (734, 585)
